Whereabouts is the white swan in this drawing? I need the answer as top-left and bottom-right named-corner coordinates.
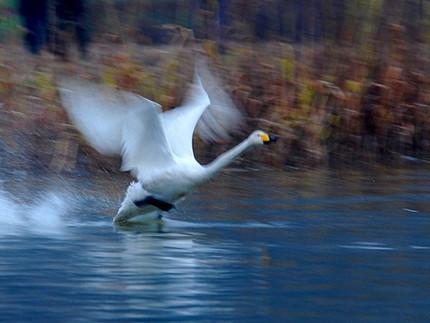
top-left (59, 62), bottom-right (277, 223)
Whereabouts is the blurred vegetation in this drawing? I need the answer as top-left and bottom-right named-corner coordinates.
top-left (1, 0), bottom-right (430, 173)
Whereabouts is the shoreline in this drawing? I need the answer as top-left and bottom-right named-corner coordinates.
top-left (1, 41), bottom-right (430, 173)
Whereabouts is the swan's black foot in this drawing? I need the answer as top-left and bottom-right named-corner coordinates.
top-left (133, 196), bottom-right (175, 212)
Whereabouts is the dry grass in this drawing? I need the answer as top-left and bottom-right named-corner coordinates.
top-left (1, 37), bottom-right (430, 174)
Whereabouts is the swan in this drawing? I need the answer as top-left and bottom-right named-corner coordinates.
top-left (59, 61), bottom-right (277, 223)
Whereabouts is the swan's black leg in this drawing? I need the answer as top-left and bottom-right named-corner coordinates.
top-left (133, 196), bottom-right (174, 212)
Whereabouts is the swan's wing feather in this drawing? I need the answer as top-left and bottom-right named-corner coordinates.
top-left (162, 75), bottom-right (210, 160)
top-left (162, 60), bottom-right (242, 160)
top-left (58, 78), bottom-right (126, 155)
top-left (196, 60), bottom-right (243, 142)
top-left (120, 95), bottom-right (176, 180)
top-left (59, 79), bottom-right (175, 181)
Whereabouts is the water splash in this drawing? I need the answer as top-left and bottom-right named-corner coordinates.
top-left (0, 189), bottom-right (73, 237)
top-left (0, 190), bottom-right (22, 233)
top-left (27, 192), bottom-right (71, 235)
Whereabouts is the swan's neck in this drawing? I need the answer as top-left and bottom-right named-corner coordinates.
top-left (205, 137), bottom-right (254, 177)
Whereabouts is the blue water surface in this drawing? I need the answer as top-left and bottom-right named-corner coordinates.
top-left (0, 168), bottom-right (429, 322)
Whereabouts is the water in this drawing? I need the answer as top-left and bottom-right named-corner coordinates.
top-left (0, 168), bottom-right (429, 322)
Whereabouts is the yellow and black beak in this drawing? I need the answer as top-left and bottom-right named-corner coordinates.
top-left (262, 133), bottom-right (279, 145)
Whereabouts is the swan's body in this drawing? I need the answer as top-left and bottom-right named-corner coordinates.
top-left (59, 61), bottom-right (276, 223)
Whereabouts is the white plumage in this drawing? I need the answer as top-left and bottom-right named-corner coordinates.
top-left (59, 60), bottom-right (276, 223)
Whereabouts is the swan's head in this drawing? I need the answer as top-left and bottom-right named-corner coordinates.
top-left (250, 130), bottom-right (278, 145)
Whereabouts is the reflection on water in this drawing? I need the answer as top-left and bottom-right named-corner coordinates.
top-left (0, 168), bottom-right (430, 321)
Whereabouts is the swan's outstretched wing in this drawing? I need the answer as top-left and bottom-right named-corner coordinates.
top-left (59, 79), bottom-right (125, 155)
top-left (59, 79), bottom-right (175, 181)
top-left (119, 96), bottom-right (175, 180)
top-left (195, 59), bottom-right (243, 142)
top-left (162, 60), bottom-right (242, 161)
top-left (161, 75), bottom-right (210, 160)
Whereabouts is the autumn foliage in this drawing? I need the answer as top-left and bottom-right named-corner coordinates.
top-left (1, 1), bottom-right (430, 172)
